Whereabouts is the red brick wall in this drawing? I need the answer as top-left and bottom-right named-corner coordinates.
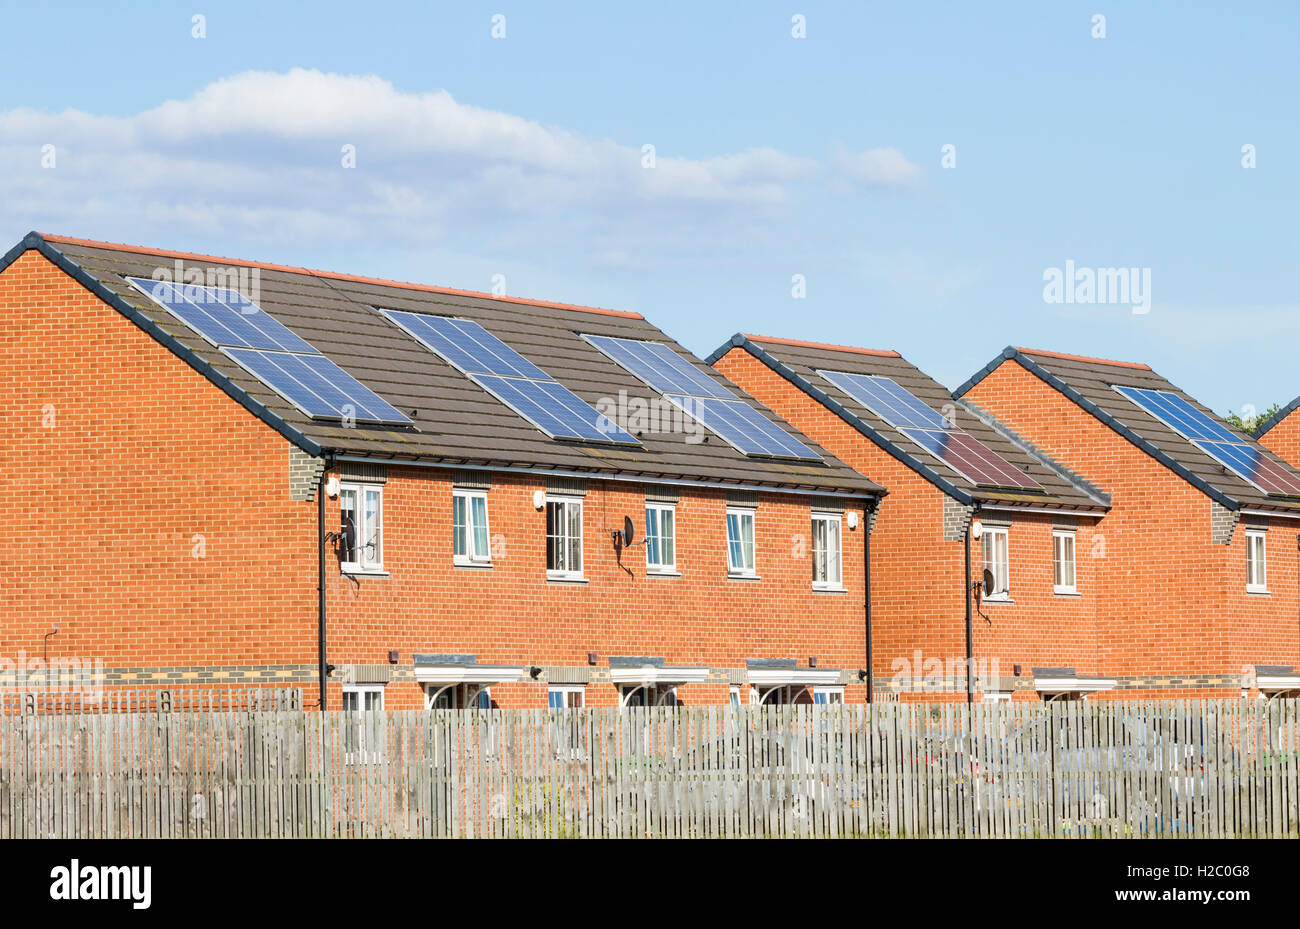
top-left (963, 359), bottom-right (1300, 695)
top-left (324, 468), bottom-right (869, 708)
top-left (1258, 412), bottom-right (1300, 478)
top-left (0, 250), bottom-right (320, 697)
top-left (714, 347), bottom-right (1104, 701)
top-left (2, 251), bottom-right (869, 710)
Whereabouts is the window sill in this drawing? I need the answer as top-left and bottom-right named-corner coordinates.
top-left (813, 584), bottom-right (846, 593)
top-left (1246, 588), bottom-right (1270, 596)
top-left (1053, 589), bottom-right (1080, 597)
top-left (454, 560), bottom-right (493, 570)
top-left (547, 574), bottom-right (587, 585)
top-left (342, 568), bottom-right (389, 578)
top-left (728, 572), bottom-right (761, 581)
top-left (982, 596), bottom-right (1014, 605)
top-left (646, 569), bottom-right (681, 578)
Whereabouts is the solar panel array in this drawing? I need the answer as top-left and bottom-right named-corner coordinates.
top-left (819, 370), bottom-right (1042, 489)
top-left (584, 335), bottom-right (822, 461)
top-left (127, 277), bottom-right (411, 425)
top-left (382, 311), bottom-right (639, 446)
top-left (1115, 385), bottom-right (1300, 496)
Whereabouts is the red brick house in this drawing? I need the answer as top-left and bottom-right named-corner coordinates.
top-left (1256, 397), bottom-right (1300, 470)
top-left (0, 232), bottom-right (884, 711)
top-left (710, 335), bottom-right (1111, 702)
top-left (956, 346), bottom-right (1300, 698)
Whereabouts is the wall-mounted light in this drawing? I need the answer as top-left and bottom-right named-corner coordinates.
top-left (325, 475), bottom-right (341, 499)
top-left (533, 490), bottom-right (546, 510)
top-left (846, 511), bottom-right (860, 530)
top-left (808, 656), bottom-right (818, 668)
top-left (387, 650), bottom-right (399, 664)
top-left (587, 652), bottom-right (598, 666)
top-left (970, 520), bottom-right (983, 540)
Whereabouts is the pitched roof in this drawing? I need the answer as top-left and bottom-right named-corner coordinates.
top-left (5, 233), bottom-right (882, 498)
top-left (708, 334), bottom-right (1108, 511)
top-left (1252, 395), bottom-right (1300, 439)
top-left (955, 346), bottom-right (1300, 514)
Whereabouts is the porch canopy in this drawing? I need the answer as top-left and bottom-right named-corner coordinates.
top-left (1255, 665), bottom-right (1300, 695)
top-left (413, 654), bottom-right (527, 704)
top-left (1032, 666), bottom-right (1116, 698)
top-left (746, 658), bottom-right (842, 702)
top-left (608, 657), bottom-right (710, 706)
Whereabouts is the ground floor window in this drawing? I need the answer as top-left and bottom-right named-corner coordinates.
top-left (812, 686), bottom-right (844, 705)
top-left (547, 684), bottom-right (585, 709)
top-left (620, 684), bottom-right (678, 707)
top-left (341, 684), bottom-right (385, 764)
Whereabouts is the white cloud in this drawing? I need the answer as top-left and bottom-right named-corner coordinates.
top-left (831, 143), bottom-right (925, 190)
top-left (0, 69), bottom-right (919, 264)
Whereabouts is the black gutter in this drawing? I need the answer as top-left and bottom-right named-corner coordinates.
top-left (708, 334), bottom-right (964, 505)
top-left (864, 503), bottom-right (873, 703)
top-left (955, 346), bottom-right (1241, 511)
top-left (964, 518), bottom-right (974, 704)
top-left (317, 456), bottom-right (334, 710)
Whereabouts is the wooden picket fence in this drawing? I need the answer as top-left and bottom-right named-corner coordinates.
top-left (2, 699), bottom-right (1298, 838)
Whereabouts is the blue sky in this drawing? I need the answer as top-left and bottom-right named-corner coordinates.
top-left (3, 1), bottom-right (1297, 418)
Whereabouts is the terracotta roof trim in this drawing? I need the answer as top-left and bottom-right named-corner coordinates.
top-left (1015, 346), bottom-right (1151, 371)
top-left (38, 232), bottom-right (644, 320)
top-left (741, 333), bottom-right (902, 358)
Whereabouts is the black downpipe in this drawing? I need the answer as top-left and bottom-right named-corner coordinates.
top-left (964, 520), bottom-right (974, 704)
top-left (864, 503), bottom-right (874, 703)
top-left (317, 459), bottom-right (331, 711)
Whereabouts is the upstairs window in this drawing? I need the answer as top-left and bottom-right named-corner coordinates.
top-left (812, 512), bottom-right (843, 589)
top-left (645, 502), bottom-right (677, 573)
top-left (1246, 529), bottom-right (1268, 592)
top-left (546, 496), bottom-right (584, 579)
top-left (453, 489), bottom-right (492, 565)
top-left (1053, 529), bottom-right (1077, 594)
top-left (981, 525), bottom-right (1010, 600)
top-left (340, 483), bottom-right (383, 573)
top-left (726, 507), bottom-right (756, 576)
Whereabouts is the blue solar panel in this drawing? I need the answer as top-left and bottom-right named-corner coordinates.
top-left (584, 335), bottom-right (733, 399)
top-left (1115, 385), bottom-right (1300, 496)
top-left (127, 277), bottom-right (316, 353)
top-left (473, 375), bottom-right (638, 444)
top-left (381, 309), bottom-right (639, 445)
top-left (818, 371), bottom-right (951, 430)
top-left (383, 311), bottom-right (550, 379)
top-left (1114, 386), bottom-right (1237, 442)
top-left (224, 348), bottom-right (411, 424)
top-left (665, 395), bottom-right (820, 460)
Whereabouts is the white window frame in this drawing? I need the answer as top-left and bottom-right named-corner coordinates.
top-left (341, 684), bottom-right (385, 765)
top-left (644, 502), bottom-right (678, 574)
top-left (726, 507), bottom-right (757, 577)
top-left (812, 686), bottom-right (844, 705)
top-left (340, 482), bottom-right (384, 574)
top-left (618, 684), bottom-right (678, 707)
top-left (1246, 528), bottom-right (1268, 593)
top-left (811, 512), bottom-right (844, 590)
top-left (981, 525), bottom-right (1011, 601)
top-left (547, 684), bottom-right (586, 709)
top-left (546, 495), bottom-right (584, 580)
top-left (424, 683), bottom-right (493, 710)
top-left (453, 488), bottom-right (492, 566)
top-left (1052, 529), bottom-right (1077, 595)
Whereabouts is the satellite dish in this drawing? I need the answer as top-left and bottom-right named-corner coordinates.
top-left (623, 516), bottom-right (635, 547)
top-left (982, 568), bottom-right (996, 598)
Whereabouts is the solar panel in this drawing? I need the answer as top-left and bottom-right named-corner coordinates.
top-left (128, 276), bottom-right (410, 425)
top-left (583, 335), bottom-right (733, 398)
top-left (127, 277), bottom-right (316, 353)
top-left (1116, 386), bottom-right (1300, 496)
top-left (819, 369), bottom-right (1040, 489)
top-left (381, 310), bottom-right (639, 446)
top-left (224, 348), bottom-right (412, 424)
top-left (665, 395), bottom-right (820, 460)
top-left (901, 428), bottom-right (1043, 489)
top-left (818, 371), bottom-right (951, 430)
top-left (383, 311), bottom-right (550, 380)
top-left (581, 334), bottom-right (821, 460)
